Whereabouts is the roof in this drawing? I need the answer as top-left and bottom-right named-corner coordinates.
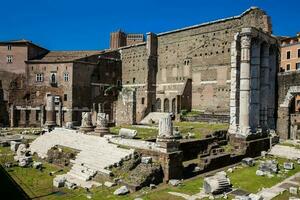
top-left (0, 39), bottom-right (48, 51)
top-left (27, 50), bottom-right (103, 63)
top-left (157, 7), bottom-right (266, 36)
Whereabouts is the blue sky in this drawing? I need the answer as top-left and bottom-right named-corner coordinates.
top-left (0, 0), bottom-right (298, 50)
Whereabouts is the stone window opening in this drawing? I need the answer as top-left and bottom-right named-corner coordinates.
top-left (287, 51), bottom-right (291, 59)
top-left (64, 94), bottom-right (67, 101)
top-left (64, 73), bottom-right (69, 82)
top-left (7, 45), bottom-right (11, 50)
top-left (287, 64), bottom-right (291, 71)
top-left (141, 97), bottom-right (145, 105)
top-left (296, 63), bottom-right (300, 70)
top-left (50, 73), bottom-right (57, 84)
top-left (36, 73), bottom-right (44, 82)
top-left (298, 49), bottom-right (300, 58)
top-left (133, 77), bottom-right (136, 83)
top-left (6, 55), bottom-right (13, 63)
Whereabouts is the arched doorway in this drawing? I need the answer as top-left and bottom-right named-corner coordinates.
top-left (278, 86), bottom-right (300, 140)
top-left (163, 98), bottom-right (169, 112)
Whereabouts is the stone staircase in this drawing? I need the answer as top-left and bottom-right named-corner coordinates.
top-left (30, 128), bottom-right (134, 188)
top-left (140, 112), bottom-right (170, 124)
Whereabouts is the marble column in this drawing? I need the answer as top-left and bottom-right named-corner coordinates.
top-left (228, 33), bottom-right (240, 134)
top-left (10, 105), bottom-right (15, 127)
top-left (249, 39), bottom-right (261, 131)
top-left (45, 95), bottom-right (56, 127)
top-left (158, 116), bottom-right (173, 138)
top-left (239, 34), bottom-right (252, 136)
top-left (79, 112), bottom-right (94, 133)
top-left (94, 113), bottom-right (110, 136)
top-left (260, 43), bottom-right (270, 131)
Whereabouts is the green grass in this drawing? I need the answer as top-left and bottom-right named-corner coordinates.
top-left (229, 157), bottom-right (300, 193)
top-left (110, 122), bottom-right (228, 140)
top-left (174, 121), bottom-right (228, 139)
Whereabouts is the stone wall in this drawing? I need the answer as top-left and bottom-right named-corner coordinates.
top-left (155, 7), bottom-right (271, 114)
top-left (277, 71), bottom-right (300, 139)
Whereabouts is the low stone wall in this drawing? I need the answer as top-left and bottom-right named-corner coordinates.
top-left (181, 114), bottom-right (229, 123)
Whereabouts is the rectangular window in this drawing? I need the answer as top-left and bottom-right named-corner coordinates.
top-left (297, 63), bottom-right (300, 70)
top-left (36, 73), bottom-right (44, 82)
top-left (64, 94), bottom-right (67, 101)
top-left (298, 49), bottom-right (300, 58)
top-left (287, 64), bottom-right (291, 71)
top-left (6, 55), bottom-right (13, 63)
top-left (141, 97), bottom-right (145, 105)
top-left (64, 73), bottom-right (69, 82)
top-left (287, 51), bottom-right (291, 59)
top-left (7, 45), bottom-right (11, 51)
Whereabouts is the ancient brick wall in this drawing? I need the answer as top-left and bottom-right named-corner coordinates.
top-left (155, 8), bottom-right (271, 114)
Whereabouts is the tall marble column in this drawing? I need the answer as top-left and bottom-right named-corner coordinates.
top-left (228, 33), bottom-right (240, 134)
top-left (249, 39), bottom-right (261, 131)
top-left (45, 95), bottom-right (56, 127)
top-left (239, 34), bottom-right (252, 136)
top-left (260, 43), bottom-right (270, 131)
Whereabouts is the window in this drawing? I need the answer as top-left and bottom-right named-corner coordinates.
top-left (287, 64), bottom-right (291, 71)
top-left (50, 73), bottom-right (56, 83)
top-left (64, 73), bottom-right (69, 82)
top-left (6, 55), bottom-right (13, 63)
top-left (64, 94), bottom-right (67, 101)
top-left (298, 49), bottom-right (300, 58)
top-left (36, 73), bottom-right (44, 82)
top-left (287, 51), bottom-right (291, 59)
top-left (117, 80), bottom-right (121, 86)
top-left (297, 63), bottom-right (300, 70)
top-left (7, 45), bottom-right (11, 51)
top-left (133, 77), bottom-right (136, 83)
top-left (141, 97), bottom-right (145, 105)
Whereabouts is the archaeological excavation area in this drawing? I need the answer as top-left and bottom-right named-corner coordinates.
top-left (1, 6), bottom-right (300, 200)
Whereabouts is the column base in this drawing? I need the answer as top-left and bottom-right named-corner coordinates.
top-left (94, 126), bottom-right (110, 136)
top-left (156, 137), bottom-right (179, 153)
top-left (79, 126), bottom-right (95, 133)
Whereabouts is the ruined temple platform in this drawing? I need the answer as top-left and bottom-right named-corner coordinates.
top-left (30, 128), bottom-right (135, 188)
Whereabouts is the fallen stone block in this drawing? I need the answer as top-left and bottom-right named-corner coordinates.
top-left (53, 176), bottom-right (66, 188)
top-left (104, 181), bottom-right (116, 188)
top-left (290, 186), bottom-right (298, 195)
top-left (10, 141), bottom-right (21, 152)
top-left (284, 162), bottom-right (294, 170)
top-left (113, 186), bottom-right (129, 195)
top-left (141, 156), bottom-right (152, 164)
top-left (119, 128), bottom-right (137, 139)
top-left (256, 170), bottom-right (264, 176)
top-left (169, 179), bottom-right (181, 186)
top-left (33, 161), bottom-right (42, 169)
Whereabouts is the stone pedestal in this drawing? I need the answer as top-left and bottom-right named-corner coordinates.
top-left (79, 112), bottom-right (94, 133)
top-left (45, 95), bottom-right (56, 128)
top-left (94, 113), bottom-right (110, 136)
top-left (156, 116), bottom-right (179, 152)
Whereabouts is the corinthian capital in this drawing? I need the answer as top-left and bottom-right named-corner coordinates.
top-left (241, 35), bottom-right (251, 49)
